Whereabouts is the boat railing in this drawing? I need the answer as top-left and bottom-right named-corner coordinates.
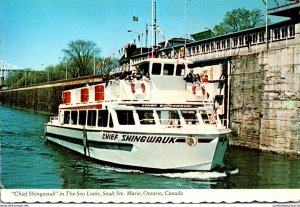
top-left (139, 118), bottom-right (156, 124)
top-left (158, 118), bottom-right (182, 127)
top-left (49, 116), bottom-right (59, 124)
top-left (184, 118), bottom-right (199, 125)
top-left (50, 116), bottom-right (58, 121)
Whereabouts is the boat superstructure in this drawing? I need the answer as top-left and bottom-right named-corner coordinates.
top-left (45, 58), bottom-right (231, 171)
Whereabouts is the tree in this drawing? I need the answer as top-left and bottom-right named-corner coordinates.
top-left (62, 40), bottom-right (101, 77)
top-left (213, 8), bottom-right (266, 36)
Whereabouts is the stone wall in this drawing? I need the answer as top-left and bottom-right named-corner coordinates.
top-left (230, 46), bottom-right (300, 156)
top-left (0, 75), bottom-right (104, 114)
top-left (0, 84), bottom-right (82, 114)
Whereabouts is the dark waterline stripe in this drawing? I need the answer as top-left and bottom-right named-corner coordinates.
top-left (45, 132), bottom-right (133, 152)
top-left (46, 124), bottom-right (224, 138)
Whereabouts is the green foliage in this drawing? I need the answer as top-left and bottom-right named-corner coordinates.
top-left (62, 40), bottom-right (101, 77)
top-left (213, 8), bottom-right (266, 36)
top-left (2, 39), bottom-right (122, 88)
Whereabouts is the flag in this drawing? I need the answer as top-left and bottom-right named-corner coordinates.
top-left (157, 27), bottom-right (161, 35)
top-left (146, 28), bottom-right (148, 36)
top-left (97, 61), bottom-right (103, 70)
top-left (209, 108), bottom-right (217, 124)
top-left (164, 40), bottom-right (169, 48)
top-left (133, 16), bottom-right (138, 21)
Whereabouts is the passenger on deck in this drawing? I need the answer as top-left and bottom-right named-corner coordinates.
top-left (118, 69), bottom-right (127, 80)
top-left (109, 72), bottom-right (115, 80)
top-left (133, 67), bottom-right (143, 80)
top-left (202, 75), bottom-right (209, 83)
top-left (185, 69), bottom-right (195, 83)
top-left (143, 72), bottom-right (151, 82)
top-left (195, 73), bottom-right (201, 82)
top-left (103, 73), bottom-right (109, 87)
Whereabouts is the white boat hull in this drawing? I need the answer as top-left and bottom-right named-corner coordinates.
top-left (45, 124), bottom-right (229, 171)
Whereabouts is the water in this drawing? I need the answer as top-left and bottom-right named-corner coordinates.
top-left (1, 106), bottom-right (299, 189)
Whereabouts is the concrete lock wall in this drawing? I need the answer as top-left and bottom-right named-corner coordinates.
top-left (1, 85), bottom-right (78, 114)
top-left (0, 76), bottom-right (104, 114)
top-left (230, 45), bottom-right (300, 156)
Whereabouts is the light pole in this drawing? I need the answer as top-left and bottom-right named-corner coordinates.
top-left (65, 61), bottom-right (68, 79)
top-left (24, 70), bottom-right (27, 86)
top-left (59, 57), bottom-right (68, 79)
top-left (127, 29), bottom-right (143, 54)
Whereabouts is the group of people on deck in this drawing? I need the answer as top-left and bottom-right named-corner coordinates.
top-left (185, 69), bottom-right (209, 83)
top-left (102, 67), bottom-right (151, 87)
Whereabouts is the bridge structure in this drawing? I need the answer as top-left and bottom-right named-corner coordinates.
top-left (0, 60), bottom-right (25, 86)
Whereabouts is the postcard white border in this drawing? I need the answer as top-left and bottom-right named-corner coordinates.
top-left (1, 189), bottom-right (300, 203)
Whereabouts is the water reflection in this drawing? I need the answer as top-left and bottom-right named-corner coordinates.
top-left (224, 148), bottom-right (300, 189)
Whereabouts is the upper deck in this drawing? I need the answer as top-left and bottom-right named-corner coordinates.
top-left (60, 58), bottom-right (226, 109)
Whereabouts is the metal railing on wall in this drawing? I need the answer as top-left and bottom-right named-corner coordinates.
top-left (268, 0), bottom-right (299, 10)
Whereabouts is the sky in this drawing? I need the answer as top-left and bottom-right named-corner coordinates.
top-left (0, 0), bottom-right (279, 70)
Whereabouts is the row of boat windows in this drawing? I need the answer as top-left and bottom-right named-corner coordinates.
top-left (138, 62), bottom-right (185, 76)
top-left (62, 109), bottom-right (201, 127)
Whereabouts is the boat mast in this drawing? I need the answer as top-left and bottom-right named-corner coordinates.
top-left (151, 0), bottom-right (157, 57)
top-left (154, 0), bottom-right (157, 48)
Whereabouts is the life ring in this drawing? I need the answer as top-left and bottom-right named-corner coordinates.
top-left (131, 81), bottom-right (145, 94)
top-left (186, 136), bottom-right (198, 146)
top-left (192, 83), bottom-right (205, 96)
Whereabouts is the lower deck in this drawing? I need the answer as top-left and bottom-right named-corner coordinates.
top-left (53, 103), bottom-right (228, 133)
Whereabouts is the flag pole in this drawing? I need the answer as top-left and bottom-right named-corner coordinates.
top-left (184, 0), bottom-right (187, 59)
top-left (93, 55), bottom-right (96, 75)
top-left (145, 23), bottom-right (148, 49)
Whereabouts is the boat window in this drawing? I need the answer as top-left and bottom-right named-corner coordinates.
top-left (98, 110), bottom-right (108, 127)
top-left (163, 64), bottom-right (174, 75)
top-left (152, 63), bottom-right (161, 75)
top-left (157, 110), bottom-right (180, 125)
top-left (63, 111), bottom-right (70, 124)
top-left (116, 110), bottom-right (135, 125)
top-left (181, 110), bottom-right (199, 125)
top-left (87, 110), bottom-right (97, 126)
top-left (176, 64), bottom-right (184, 76)
top-left (136, 110), bottom-right (155, 125)
top-left (71, 111), bottom-right (78, 125)
top-left (79, 110), bottom-right (87, 125)
top-left (109, 114), bottom-right (114, 128)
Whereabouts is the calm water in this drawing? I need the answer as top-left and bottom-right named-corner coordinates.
top-left (1, 106), bottom-right (299, 189)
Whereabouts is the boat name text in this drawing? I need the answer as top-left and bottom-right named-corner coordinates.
top-left (102, 133), bottom-right (178, 143)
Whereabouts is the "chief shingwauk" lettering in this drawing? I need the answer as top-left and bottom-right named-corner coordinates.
top-left (101, 133), bottom-right (178, 143)
top-left (121, 135), bottom-right (177, 143)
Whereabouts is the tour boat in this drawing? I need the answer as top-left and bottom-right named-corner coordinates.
top-left (45, 58), bottom-right (231, 171)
